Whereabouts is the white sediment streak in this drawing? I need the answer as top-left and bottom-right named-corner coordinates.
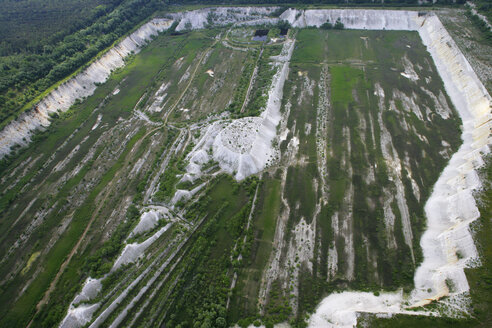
top-left (0, 18), bottom-right (173, 159)
top-left (279, 9), bottom-right (492, 327)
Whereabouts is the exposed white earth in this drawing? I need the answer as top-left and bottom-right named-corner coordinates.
top-left (60, 207), bottom-right (173, 328)
top-left (185, 38), bottom-right (295, 180)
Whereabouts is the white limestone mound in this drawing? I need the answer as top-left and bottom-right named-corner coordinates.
top-left (309, 291), bottom-right (429, 328)
top-left (0, 18), bottom-right (173, 159)
top-left (112, 222), bottom-right (172, 271)
top-left (171, 182), bottom-right (206, 205)
top-left (129, 209), bottom-right (170, 238)
top-left (73, 278), bottom-right (102, 306)
top-left (184, 39), bottom-right (295, 181)
top-left (59, 303), bottom-right (100, 328)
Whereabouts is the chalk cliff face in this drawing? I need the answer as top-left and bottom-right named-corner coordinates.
top-left (280, 8), bottom-right (420, 30)
top-left (170, 7), bottom-right (278, 31)
top-left (0, 18), bottom-right (173, 159)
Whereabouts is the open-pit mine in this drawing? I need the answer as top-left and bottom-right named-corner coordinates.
top-left (0, 6), bottom-right (490, 328)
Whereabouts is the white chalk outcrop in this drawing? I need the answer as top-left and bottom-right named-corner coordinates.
top-left (59, 278), bottom-right (102, 328)
top-left (280, 8), bottom-right (419, 30)
top-left (275, 9), bottom-right (491, 327)
top-left (410, 12), bottom-right (491, 306)
top-left (170, 7), bottom-right (278, 31)
top-left (113, 222), bottom-right (172, 270)
top-left (310, 291), bottom-right (429, 328)
top-left (0, 18), bottom-right (173, 159)
top-left (185, 38), bottom-right (295, 180)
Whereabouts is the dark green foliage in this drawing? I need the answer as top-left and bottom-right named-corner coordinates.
top-left (0, 0), bottom-right (167, 128)
top-left (264, 280), bottom-right (292, 323)
top-left (277, 19), bottom-right (292, 31)
top-left (334, 18), bottom-right (345, 30)
top-left (164, 176), bottom-right (251, 328)
top-left (465, 8), bottom-right (492, 45)
top-left (154, 160), bottom-right (181, 201)
top-left (320, 22), bottom-right (333, 29)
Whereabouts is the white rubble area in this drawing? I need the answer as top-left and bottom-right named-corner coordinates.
top-left (59, 278), bottom-right (102, 328)
top-left (170, 7), bottom-right (278, 32)
top-left (184, 38), bottom-right (295, 181)
top-left (285, 216), bottom-right (316, 313)
top-left (276, 9), bottom-right (492, 327)
top-left (309, 291), bottom-right (430, 328)
top-left (128, 208), bottom-right (170, 237)
top-left (0, 18), bottom-right (173, 159)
